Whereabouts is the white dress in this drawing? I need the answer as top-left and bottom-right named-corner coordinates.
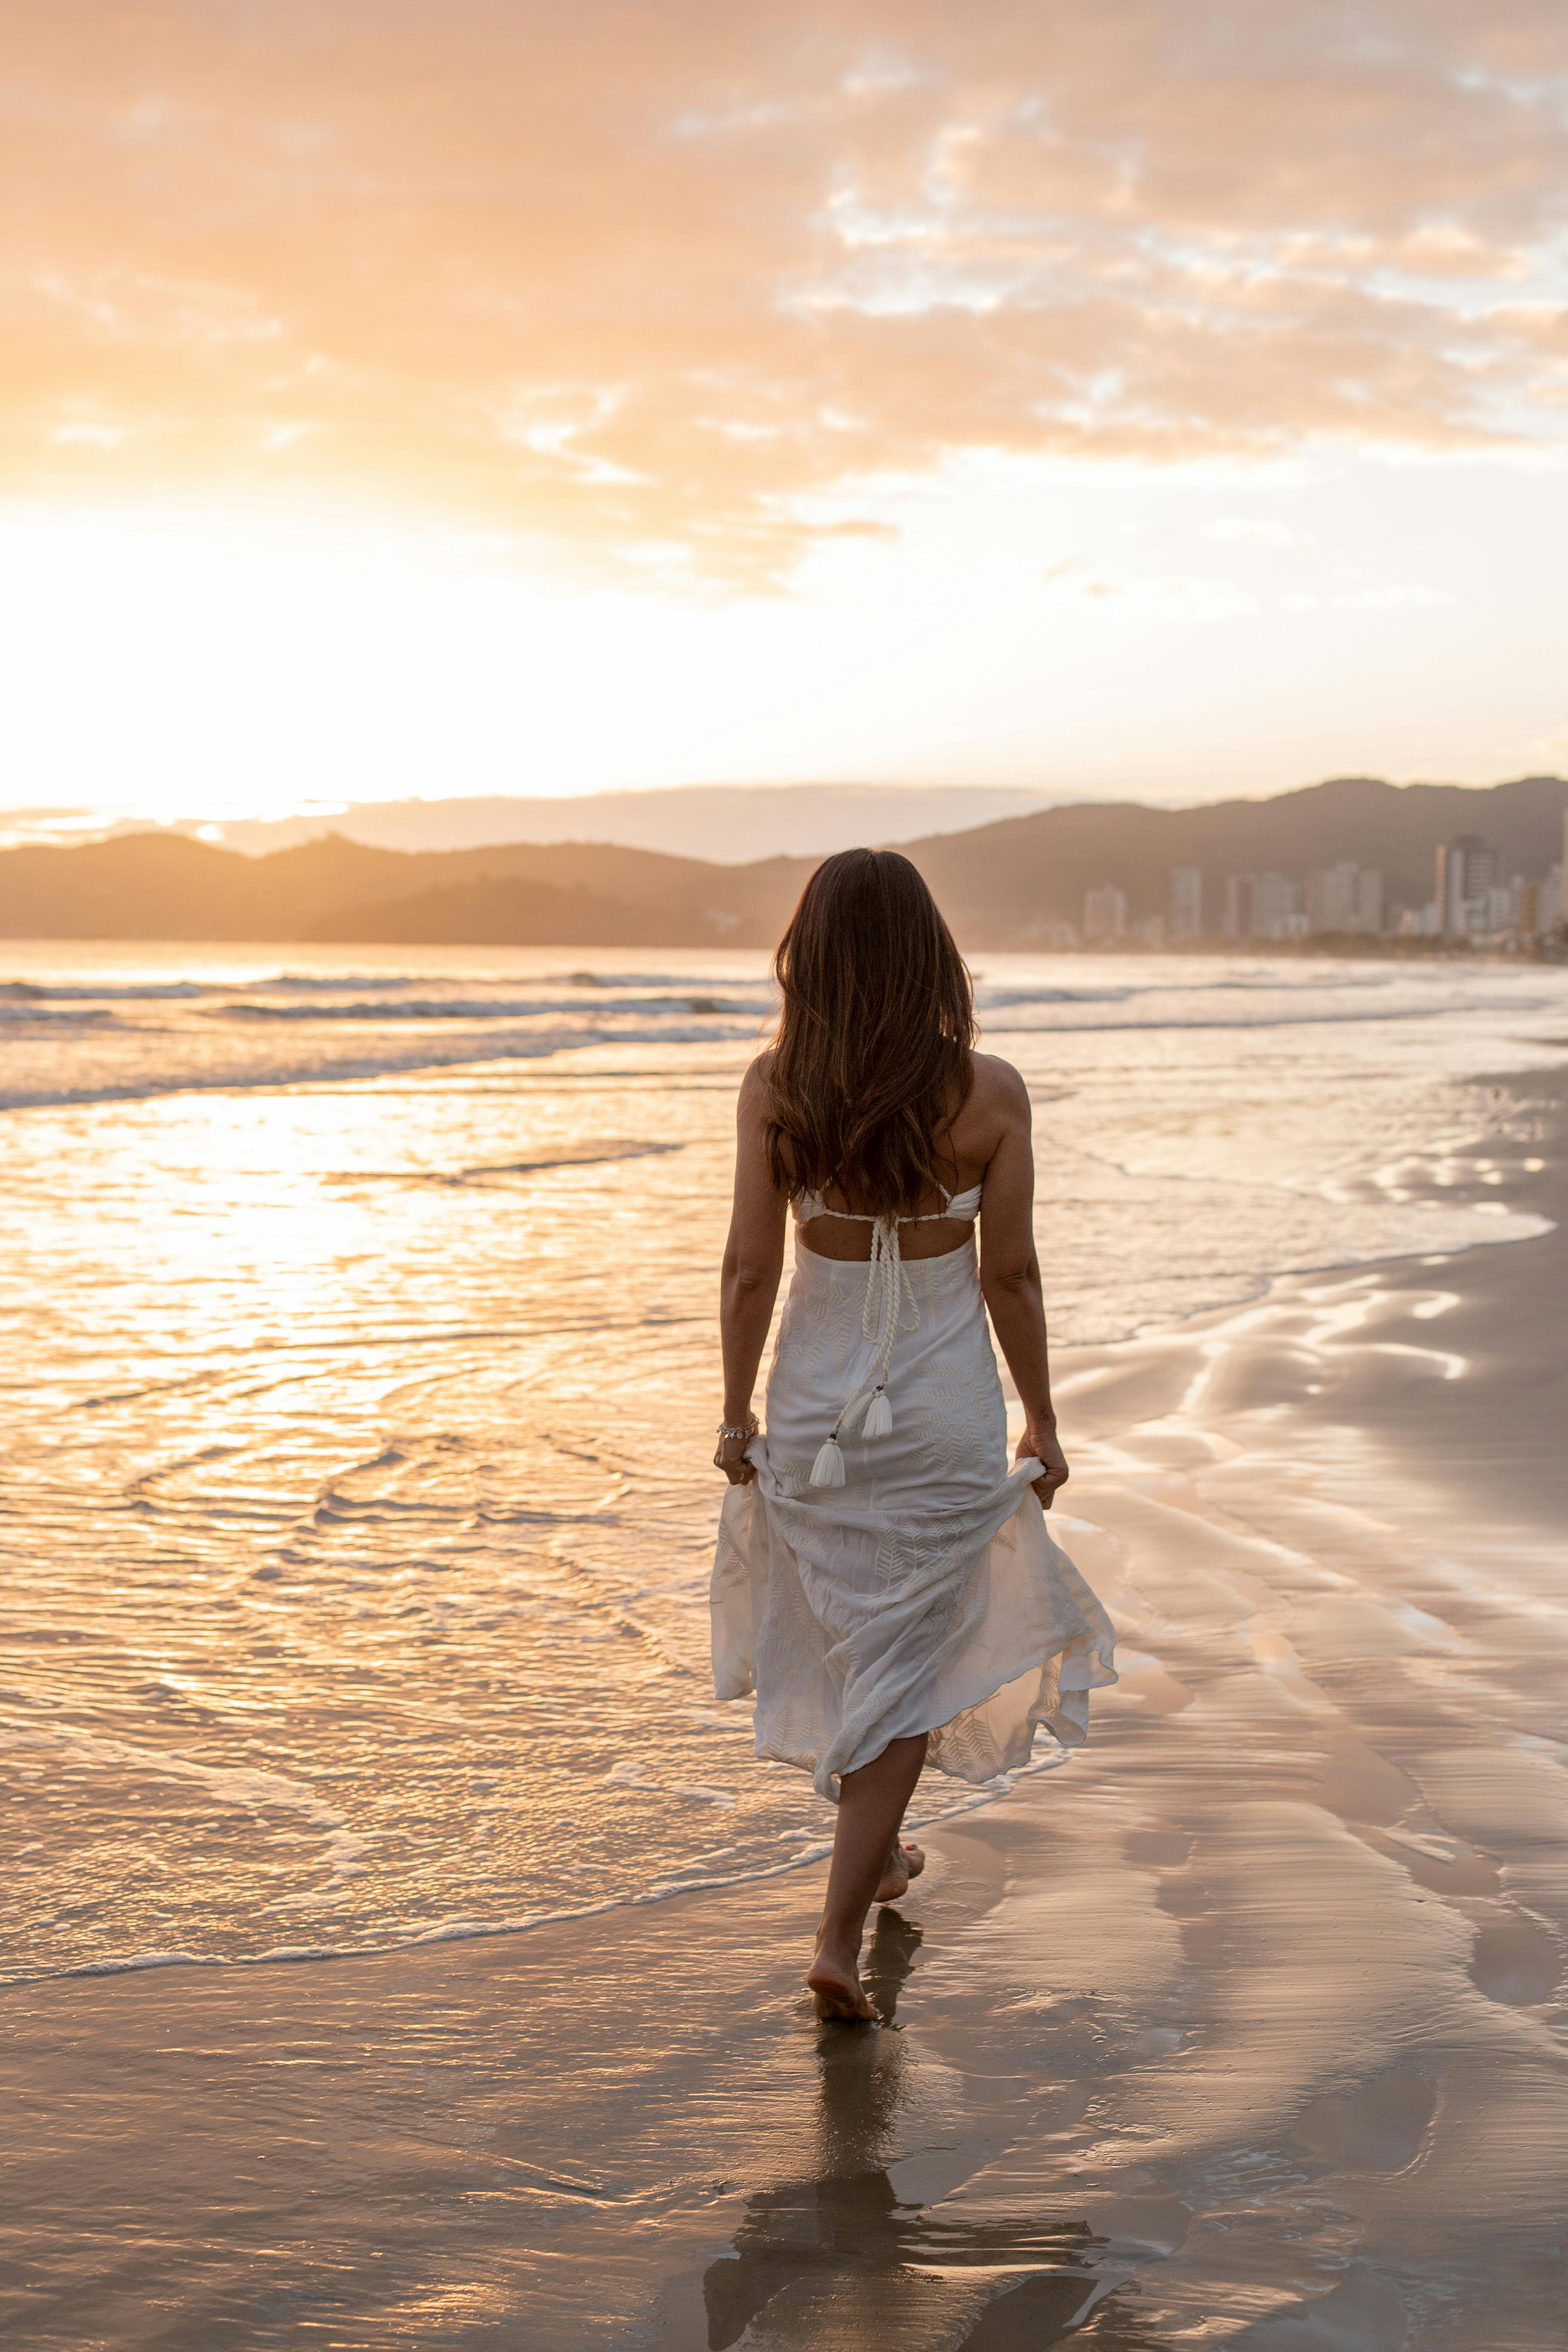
top-left (711, 1185), bottom-right (1117, 1800)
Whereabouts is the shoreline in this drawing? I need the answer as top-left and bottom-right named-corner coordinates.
top-left (3, 928), bottom-right (1565, 960)
top-left (4, 1066), bottom-right (1566, 2346)
top-left (1290, 1063), bottom-right (1568, 1535)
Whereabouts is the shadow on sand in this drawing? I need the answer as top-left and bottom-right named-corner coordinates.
top-left (699, 1911), bottom-right (1159, 2351)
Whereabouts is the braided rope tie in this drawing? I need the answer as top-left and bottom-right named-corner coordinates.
top-left (809, 1213), bottom-right (920, 1487)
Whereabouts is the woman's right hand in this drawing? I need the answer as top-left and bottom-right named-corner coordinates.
top-left (714, 1419), bottom-right (758, 1484)
top-left (1017, 1419), bottom-right (1069, 1509)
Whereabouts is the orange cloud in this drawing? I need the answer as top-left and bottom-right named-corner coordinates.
top-left (3, 0), bottom-right (1567, 579)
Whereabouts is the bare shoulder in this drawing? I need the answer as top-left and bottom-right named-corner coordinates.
top-left (964, 1051), bottom-right (1030, 1128)
top-left (946, 1051), bottom-right (1028, 1181)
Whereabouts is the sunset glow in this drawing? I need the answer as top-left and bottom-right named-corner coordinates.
top-left (5, 2), bottom-right (1568, 816)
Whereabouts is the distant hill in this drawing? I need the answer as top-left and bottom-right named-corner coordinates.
top-left (202, 783), bottom-right (1058, 863)
top-left (1, 774), bottom-right (1563, 947)
top-left (307, 874), bottom-right (698, 948)
top-left (0, 829), bottom-right (811, 944)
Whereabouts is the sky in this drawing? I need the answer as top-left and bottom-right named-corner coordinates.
top-left (4, 0), bottom-right (1568, 829)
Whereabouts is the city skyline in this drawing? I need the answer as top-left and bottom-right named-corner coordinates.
top-left (1075, 812), bottom-right (1568, 949)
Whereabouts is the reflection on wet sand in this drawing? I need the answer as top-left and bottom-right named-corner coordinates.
top-left (704, 1913), bottom-right (1127, 2352)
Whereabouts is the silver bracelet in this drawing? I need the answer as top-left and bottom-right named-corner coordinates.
top-left (716, 1421), bottom-right (756, 1441)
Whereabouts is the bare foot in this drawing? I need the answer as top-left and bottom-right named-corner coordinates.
top-left (873, 1839), bottom-right (926, 1904)
top-left (806, 1935), bottom-right (879, 2023)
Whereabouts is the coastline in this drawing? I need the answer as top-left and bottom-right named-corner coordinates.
top-left (1290, 1066), bottom-right (1568, 1536)
top-left (3, 1069), bottom-right (1567, 2348)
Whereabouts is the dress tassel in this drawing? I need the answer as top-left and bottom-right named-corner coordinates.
top-left (810, 1436), bottom-right (847, 1488)
top-left (862, 1389), bottom-right (893, 1437)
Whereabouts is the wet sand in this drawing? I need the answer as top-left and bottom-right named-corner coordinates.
top-left (3, 1069), bottom-right (1566, 2349)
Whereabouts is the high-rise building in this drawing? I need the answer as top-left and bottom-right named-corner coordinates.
top-left (1169, 866), bottom-right (1203, 939)
top-left (1250, 872), bottom-right (1306, 939)
top-left (1225, 872), bottom-right (1307, 940)
top-left (1083, 883), bottom-right (1127, 940)
top-left (1307, 862), bottom-right (1384, 935)
top-left (1308, 863), bottom-right (1352, 932)
top-left (1437, 835), bottom-right (1498, 935)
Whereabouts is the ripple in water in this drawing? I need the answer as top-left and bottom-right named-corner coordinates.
top-left (2, 943), bottom-right (1563, 1980)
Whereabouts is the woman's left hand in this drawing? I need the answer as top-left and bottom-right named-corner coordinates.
top-left (714, 1419), bottom-right (758, 1484)
top-left (1017, 1419), bottom-right (1069, 1508)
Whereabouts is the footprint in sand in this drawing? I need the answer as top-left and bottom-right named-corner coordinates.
top-left (1468, 1915), bottom-right (1561, 2007)
top-left (1290, 2070), bottom-right (1435, 2173)
top-left (1227, 2265), bottom-right (1409, 2350)
top-left (952, 2269), bottom-right (1100, 2349)
top-left (1357, 1822), bottom-right (1562, 2008)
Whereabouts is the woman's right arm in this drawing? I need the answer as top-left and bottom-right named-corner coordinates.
top-left (976, 1060), bottom-right (1069, 1508)
top-left (716, 1060), bottom-right (788, 1484)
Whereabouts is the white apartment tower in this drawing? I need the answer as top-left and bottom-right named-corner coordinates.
top-left (1225, 872), bottom-right (1305, 940)
top-left (1436, 835), bottom-right (1498, 935)
top-left (1307, 862), bottom-right (1384, 935)
top-left (1083, 884), bottom-right (1128, 940)
top-left (1169, 866), bottom-right (1203, 939)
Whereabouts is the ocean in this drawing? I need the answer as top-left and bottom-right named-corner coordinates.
top-left (4, 944), bottom-right (1565, 1986)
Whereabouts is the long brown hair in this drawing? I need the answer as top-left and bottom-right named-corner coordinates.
top-left (764, 848), bottom-right (977, 1215)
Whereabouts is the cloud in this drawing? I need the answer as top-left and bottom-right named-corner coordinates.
top-left (1282, 582), bottom-right (1457, 611)
top-left (3, 0), bottom-right (1568, 580)
top-left (1205, 518), bottom-right (1309, 545)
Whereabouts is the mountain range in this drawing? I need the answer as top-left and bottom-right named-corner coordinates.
top-left (0, 784), bottom-right (1055, 863)
top-left (3, 774), bottom-right (1565, 949)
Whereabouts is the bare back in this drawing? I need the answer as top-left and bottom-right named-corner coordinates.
top-left (791, 1051), bottom-right (1029, 1263)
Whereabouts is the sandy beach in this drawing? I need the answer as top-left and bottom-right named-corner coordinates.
top-left (2, 1057), bottom-right (1563, 2350)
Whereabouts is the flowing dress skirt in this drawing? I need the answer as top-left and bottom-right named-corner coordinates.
top-left (711, 1233), bottom-right (1117, 1800)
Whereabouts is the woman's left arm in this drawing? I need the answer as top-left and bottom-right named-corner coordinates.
top-left (716, 1060), bottom-right (788, 1484)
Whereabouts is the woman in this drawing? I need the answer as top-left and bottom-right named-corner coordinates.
top-left (711, 849), bottom-right (1116, 2023)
